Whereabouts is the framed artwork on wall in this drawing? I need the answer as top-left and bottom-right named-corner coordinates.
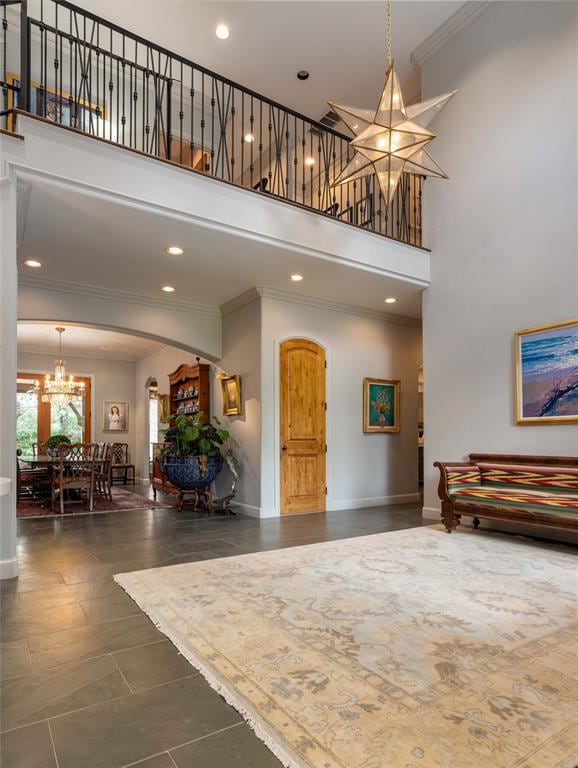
top-left (363, 378), bottom-right (400, 433)
top-left (7, 73), bottom-right (105, 133)
top-left (158, 394), bottom-right (171, 423)
top-left (103, 401), bottom-right (129, 432)
top-left (221, 375), bottom-right (242, 416)
top-left (515, 318), bottom-right (578, 425)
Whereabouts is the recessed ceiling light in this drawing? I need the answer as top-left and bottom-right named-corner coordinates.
top-left (305, 157), bottom-right (315, 167)
top-left (384, 297), bottom-right (397, 304)
top-left (24, 259), bottom-right (42, 268)
top-left (161, 285), bottom-right (176, 293)
top-left (216, 24), bottom-right (229, 39)
top-left (244, 133), bottom-right (255, 143)
top-left (290, 274), bottom-right (304, 282)
top-left (297, 70), bottom-right (310, 81)
top-left (165, 246), bottom-right (184, 256)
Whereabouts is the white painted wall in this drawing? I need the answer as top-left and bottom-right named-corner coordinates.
top-left (260, 295), bottom-right (422, 517)
top-left (17, 350), bottom-right (137, 461)
top-left (421, 1), bottom-right (578, 519)
top-left (0, 175), bottom-right (19, 578)
top-left (134, 306), bottom-right (261, 511)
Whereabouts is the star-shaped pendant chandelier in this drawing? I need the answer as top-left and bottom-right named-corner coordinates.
top-left (328, 1), bottom-right (456, 208)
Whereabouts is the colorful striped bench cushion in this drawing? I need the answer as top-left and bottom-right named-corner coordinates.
top-left (452, 486), bottom-right (578, 518)
top-left (478, 463), bottom-right (578, 495)
top-left (445, 466), bottom-right (481, 490)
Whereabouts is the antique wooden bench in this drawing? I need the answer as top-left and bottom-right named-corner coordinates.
top-left (434, 453), bottom-right (578, 533)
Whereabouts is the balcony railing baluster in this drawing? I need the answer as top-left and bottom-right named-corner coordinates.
top-left (0, 0), bottom-right (423, 248)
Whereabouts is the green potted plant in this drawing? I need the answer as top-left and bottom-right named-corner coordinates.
top-left (160, 413), bottom-right (230, 490)
top-left (45, 434), bottom-right (72, 457)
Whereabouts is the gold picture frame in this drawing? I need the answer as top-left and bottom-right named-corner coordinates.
top-left (6, 73), bottom-right (105, 133)
top-left (221, 375), bottom-right (242, 416)
top-left (158, 394), bottom-right (171, 423)
top-left (515, 318), bottom-right (578, 425)
top-left (363, 378), bottom-right (400, 433)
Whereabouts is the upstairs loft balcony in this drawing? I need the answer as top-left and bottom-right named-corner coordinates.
top-left (0, 0), bottom-right (424, 249)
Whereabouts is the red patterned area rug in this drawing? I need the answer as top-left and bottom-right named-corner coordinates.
top-left (17, 489), bottom-right (170, 519)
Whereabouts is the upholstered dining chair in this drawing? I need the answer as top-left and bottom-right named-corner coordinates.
top-left (51, 443), bottom-right (97, 515)
top-left (111, 443), bottom-right (136, 485)
top-left (95, 444), bottom-right (113, 501)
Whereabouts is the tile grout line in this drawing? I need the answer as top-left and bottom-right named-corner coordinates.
top-left (47, 719), bottom-right (62, 768)
top-left (121, 722), bottom-right (245, 768)
top-left (110, 652), bottom-right (135, 695)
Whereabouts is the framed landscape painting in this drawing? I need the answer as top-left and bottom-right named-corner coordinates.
top-left (515, 318), bottom-right (578, 425)
top-left (363, 378), bottom-right (400, 433)
top-left (221, 375), bottom-right (242, 416)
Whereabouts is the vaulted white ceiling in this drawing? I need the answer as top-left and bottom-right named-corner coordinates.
top-left (73, 1), bottom-right (462, 120)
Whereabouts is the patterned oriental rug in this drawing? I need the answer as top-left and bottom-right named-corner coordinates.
top-left (115, 527), bottom-right (578, 768)
top-left (17, 488), bottom-right (170, 518)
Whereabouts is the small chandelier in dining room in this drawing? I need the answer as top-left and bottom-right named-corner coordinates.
top-left (37, 327), bottom-right (85, 408)
top-left (328, 0), bottom-right (457, 208)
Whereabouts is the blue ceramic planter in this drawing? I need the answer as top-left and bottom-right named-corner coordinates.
top-left (162, 454), bottom-right (223, 490)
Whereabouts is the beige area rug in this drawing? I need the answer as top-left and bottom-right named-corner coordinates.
top-left (115, 527), bottom-right (578, 768)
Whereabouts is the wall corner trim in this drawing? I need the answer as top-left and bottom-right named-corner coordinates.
top-left (220, 288), bottom-right (261, 317)
top-left (411, 1), bottom-right (495, 66)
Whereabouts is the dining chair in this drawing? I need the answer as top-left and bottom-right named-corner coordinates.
top-left (16, 451), bottom-right (51, 503)
top-left (51, 443), bottom-right (97, 515)
top-left (111, 443), bottom-right (136, 485)
top-left (32, 442), bottom-right (47, 457)
top-left (95, 444), bottom-right (113, 501)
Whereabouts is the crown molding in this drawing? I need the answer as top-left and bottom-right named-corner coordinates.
top-left (411, 1), bottom-right (495, 66)
top-left (221, 286), bottom-right (421, 328)
top-left (18, 275), bottom-right (221, 317)
top-left (220, 288), bottom-right (261, 317)
top-left (17, 343), bottom-right (160, 362)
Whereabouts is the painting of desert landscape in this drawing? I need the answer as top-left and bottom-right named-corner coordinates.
top-left (516, 319), bottom-right (578, 424)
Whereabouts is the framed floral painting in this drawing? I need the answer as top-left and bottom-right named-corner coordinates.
top-left (515, 318), bottom-right (578, 425)
top-left (363, 378), bottom-right (400, 433)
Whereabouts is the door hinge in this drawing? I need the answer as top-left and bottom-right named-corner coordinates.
top-left (324, 401), bottom-right (327, 411)
top-left (325, 444), bottom-right (327, 453)
top-left (325, 486), bottom-right (328, 495)
top-left (324, 360), bottom-right (327, 369)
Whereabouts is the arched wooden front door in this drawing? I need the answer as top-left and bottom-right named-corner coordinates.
top-left (280, 339), bottom-right (326, 515)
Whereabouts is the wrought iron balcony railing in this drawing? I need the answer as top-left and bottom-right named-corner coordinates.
top-left (1, 0), bottom-right (423, 247)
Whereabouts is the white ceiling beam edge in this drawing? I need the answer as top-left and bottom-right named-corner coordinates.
top-left (221, 287), bottom-right (421, 328)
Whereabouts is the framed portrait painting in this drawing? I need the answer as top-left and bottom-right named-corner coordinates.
top-left (363, 378), bottom-right (400, 433)
top-left (515, 318), bottom-right (578, 425)
top-left (103, 401), bottom-right (129, 432)
top-left (221, 375), bottom-right (242, 416)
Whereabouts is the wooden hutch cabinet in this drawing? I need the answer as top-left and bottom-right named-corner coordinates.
top-left (169, 361), bottom-right (211, 423)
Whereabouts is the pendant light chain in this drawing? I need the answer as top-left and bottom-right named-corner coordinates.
top-left (386, 0), bottom-right (392, 66)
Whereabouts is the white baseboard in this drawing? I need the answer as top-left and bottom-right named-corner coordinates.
top-left (232, 502), bottom-right (265, 518)
top-left (329, 493), bottom-right (421, 512)
top-left (0, 557), bottom-right (19, 580)
top-left (422, 505), bottom-right (440, 522)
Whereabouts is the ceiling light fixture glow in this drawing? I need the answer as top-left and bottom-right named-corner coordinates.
top-left (161, 285), bottom-right (176, 293)
top-left (165, 246), bottom-right (184, 256)
top-left (215, 24), bottom-right (230, 39)
top-left (244, 133), bottom-right (255, 143)
top-left (24, 259), bottom-right (42, 268)
top-left (384, 297), bottom-right (397, 304)
top-left (290, 274), bottom-right (304, 282)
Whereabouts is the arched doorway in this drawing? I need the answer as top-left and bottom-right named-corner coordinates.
top-left (279, 338), bottom-right (326, 515)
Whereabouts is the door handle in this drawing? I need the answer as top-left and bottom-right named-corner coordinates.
top-left (281, 444), bottom-right (288, 451)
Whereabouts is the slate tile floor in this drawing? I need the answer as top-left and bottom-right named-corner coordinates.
top-left (0, 491), bottom-right (425, 768)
